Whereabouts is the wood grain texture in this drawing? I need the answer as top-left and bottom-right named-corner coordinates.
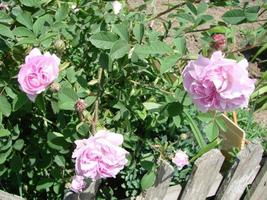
top-left (180, 149), bottom-right (225, 200)
top-left (245, 158), bottom-right (267, 200)
top-left (215, 142), bottom-right (263, 200)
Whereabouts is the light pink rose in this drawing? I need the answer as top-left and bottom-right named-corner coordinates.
top-left (172, 150), bottom-right (189, 170)
top-left (18, 48), bottom-right (60, 101)
top-left (72, 130), bottom-right (128, 180)
top-left (182, 51), bottom-right (255, 112)
top-left (71, 175), bottom-right (86, 193)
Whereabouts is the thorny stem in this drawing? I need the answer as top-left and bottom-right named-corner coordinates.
top-left (91, 67), bottom-right (103, 135)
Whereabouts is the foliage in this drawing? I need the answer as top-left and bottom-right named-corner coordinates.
top-left (0, 0), bottom-right (266, 199)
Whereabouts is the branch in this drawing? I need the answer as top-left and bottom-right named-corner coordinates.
top-left (149, 2), bottom-right (186, 21)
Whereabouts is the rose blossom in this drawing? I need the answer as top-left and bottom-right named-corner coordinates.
top-left (72, 130), bottom-right (128, 180)
top-left (18, 48), bottom-right (60, 101)
top-left (71, 175), bottom-right (86, 193)
top-left (172, 150), bottom-right (189, 170)
top-left (112, 1), bottom-right (122, 15)
top-left (182, 51), bottom-right (255, 112)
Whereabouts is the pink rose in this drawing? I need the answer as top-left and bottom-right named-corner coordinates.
top-left (18, 48), bottom-right (60, 101)
top-left (182, 51), bottom-right (255, 112)
top-left (72, 130), bottom-right (128, 180)
top-left (71, 175), bottom-right (86, 193)
top-left (172, 150), bottom-right (189, 170)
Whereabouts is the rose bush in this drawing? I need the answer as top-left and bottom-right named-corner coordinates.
top-left (0, 0), bottom-right (266, 199)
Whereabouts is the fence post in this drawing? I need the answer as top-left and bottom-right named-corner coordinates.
top-left (180, 149), bottom-right (225, 200)
top-left (244, 158), bottom-right (267, 200)
top-left (215, 142), bottom-right (263, 200)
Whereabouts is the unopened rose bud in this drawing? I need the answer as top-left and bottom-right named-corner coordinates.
top-left (50, 82), bottom-right (60, 92)
top-left (75, 99), bottom-right (87, 113)
top-left (54, 39), bottom-right (66, 53)
top-left (212, 34), bottom-right (227, 50)
top-left (180, 133), bottom-right (188, 140)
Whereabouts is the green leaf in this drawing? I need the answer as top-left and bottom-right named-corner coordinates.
top-left (0, 24), bottom-right (14, 39)
top-left (54, 155), bottom-right (65, 167)
top-left (13, 27), bottom-right (35, 37)
top-left (36, 178), bottom-right (54, 191)
top-left (245, 6), bottom-right (260, 22)
top-left (20, 0), bottom-right (41, 7)
top-left (141, 170), bottom-right (156, 190)
top-left (134, 41), bottom-right (173, 59)
top-left (47, 132), bottom-right (70, 152)
top-left (16, 37), bottom-right (37, 45)
top-left (110, 40), bottom-right (129, 59)
top-left (186, 2), bottom-right (197, 15)
top-left (13, 92), bottom-right (28, 111)
top-left (222, 9), bottom-right (246, 25)
top-left (177, 13), bottom-right (195, 23)
top-left (133, 23), bottom-right (144, 44)
top-left (0, 11), bottom-right (13, 24)
top-left (197, 112), bottom-right (213, 122)
top-left (160, 54), bottom-right (180, 74)
top-left (33, 14), bottom-right (51, 35)
top-left (58, 87), bottom-right (78, 110)
top-left (55, 3), bottom-right (69, 22)
top-left (204, 122), bottom-right (219, 142)
top-left (173, 115), bottom-right (181, 128)
top-left (208, 26), bottom-right (228, 34)
top-left (112, 22), bottom-right (129, 41)
top-left (0, 96), bottom-right (11, 117)
top-left (197, 2), bottom-right (208, 14)
top-left (0, 129), bottom-right (11, 137)
top-left (173, 37), bottom-right (186, 54)
top-left (0, 147), bottom-right (12, 164)
top-left (76, 122), bottom-right (90, 136)
top-left (13, 139), bottom-right (24, 151)
top-left (89, 32), bottom-right (118, 49)
top-left (16, 12), bottom-right (33, 29)
top-left (143, 102), bottom-right (162, 111)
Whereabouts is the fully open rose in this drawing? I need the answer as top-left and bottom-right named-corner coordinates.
top-left (72, 130), bottom-right (128, 181)
top-left (18, 48), bottom-right (60, 101)
top-left (182, 51), bottom-right (255, 112)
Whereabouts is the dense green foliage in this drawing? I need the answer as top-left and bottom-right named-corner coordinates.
top-left (0, 0), bottom-right (266, 199)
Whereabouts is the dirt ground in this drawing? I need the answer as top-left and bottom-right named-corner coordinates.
top-left (127, 0), bottom-right (267, 128)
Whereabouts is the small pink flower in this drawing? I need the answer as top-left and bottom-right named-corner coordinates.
top-left (212, 34), bottom-right (226, 50)
top-left (18, 48), bottom-right (60, 101)
top-left (71, 175), bottom-right (86, 193)
top-left (182, 51), bottom-right (255, 112)
top-left (172, 150), bottom-right (189, 170)
top-left (72, 130), bottom-right (128, 180)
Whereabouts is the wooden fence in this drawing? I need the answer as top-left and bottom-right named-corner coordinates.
top-left (1, 142), bottom-right (266, 200)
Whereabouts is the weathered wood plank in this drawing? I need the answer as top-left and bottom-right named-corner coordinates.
top-left (245, 158), bottom-right (267, 200)
top-left (144, 159), bottom-right (174, 200)
top-left (215, 142), bottom-right (263, 200)
top-left (180, 149), bottom-right (225, 200)
top-left (163, 185), bottom-right (182, 200)
top-left (207, 173), bottom-right (223, 197)
top-left (0, 190), bottom-right (24, 200)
